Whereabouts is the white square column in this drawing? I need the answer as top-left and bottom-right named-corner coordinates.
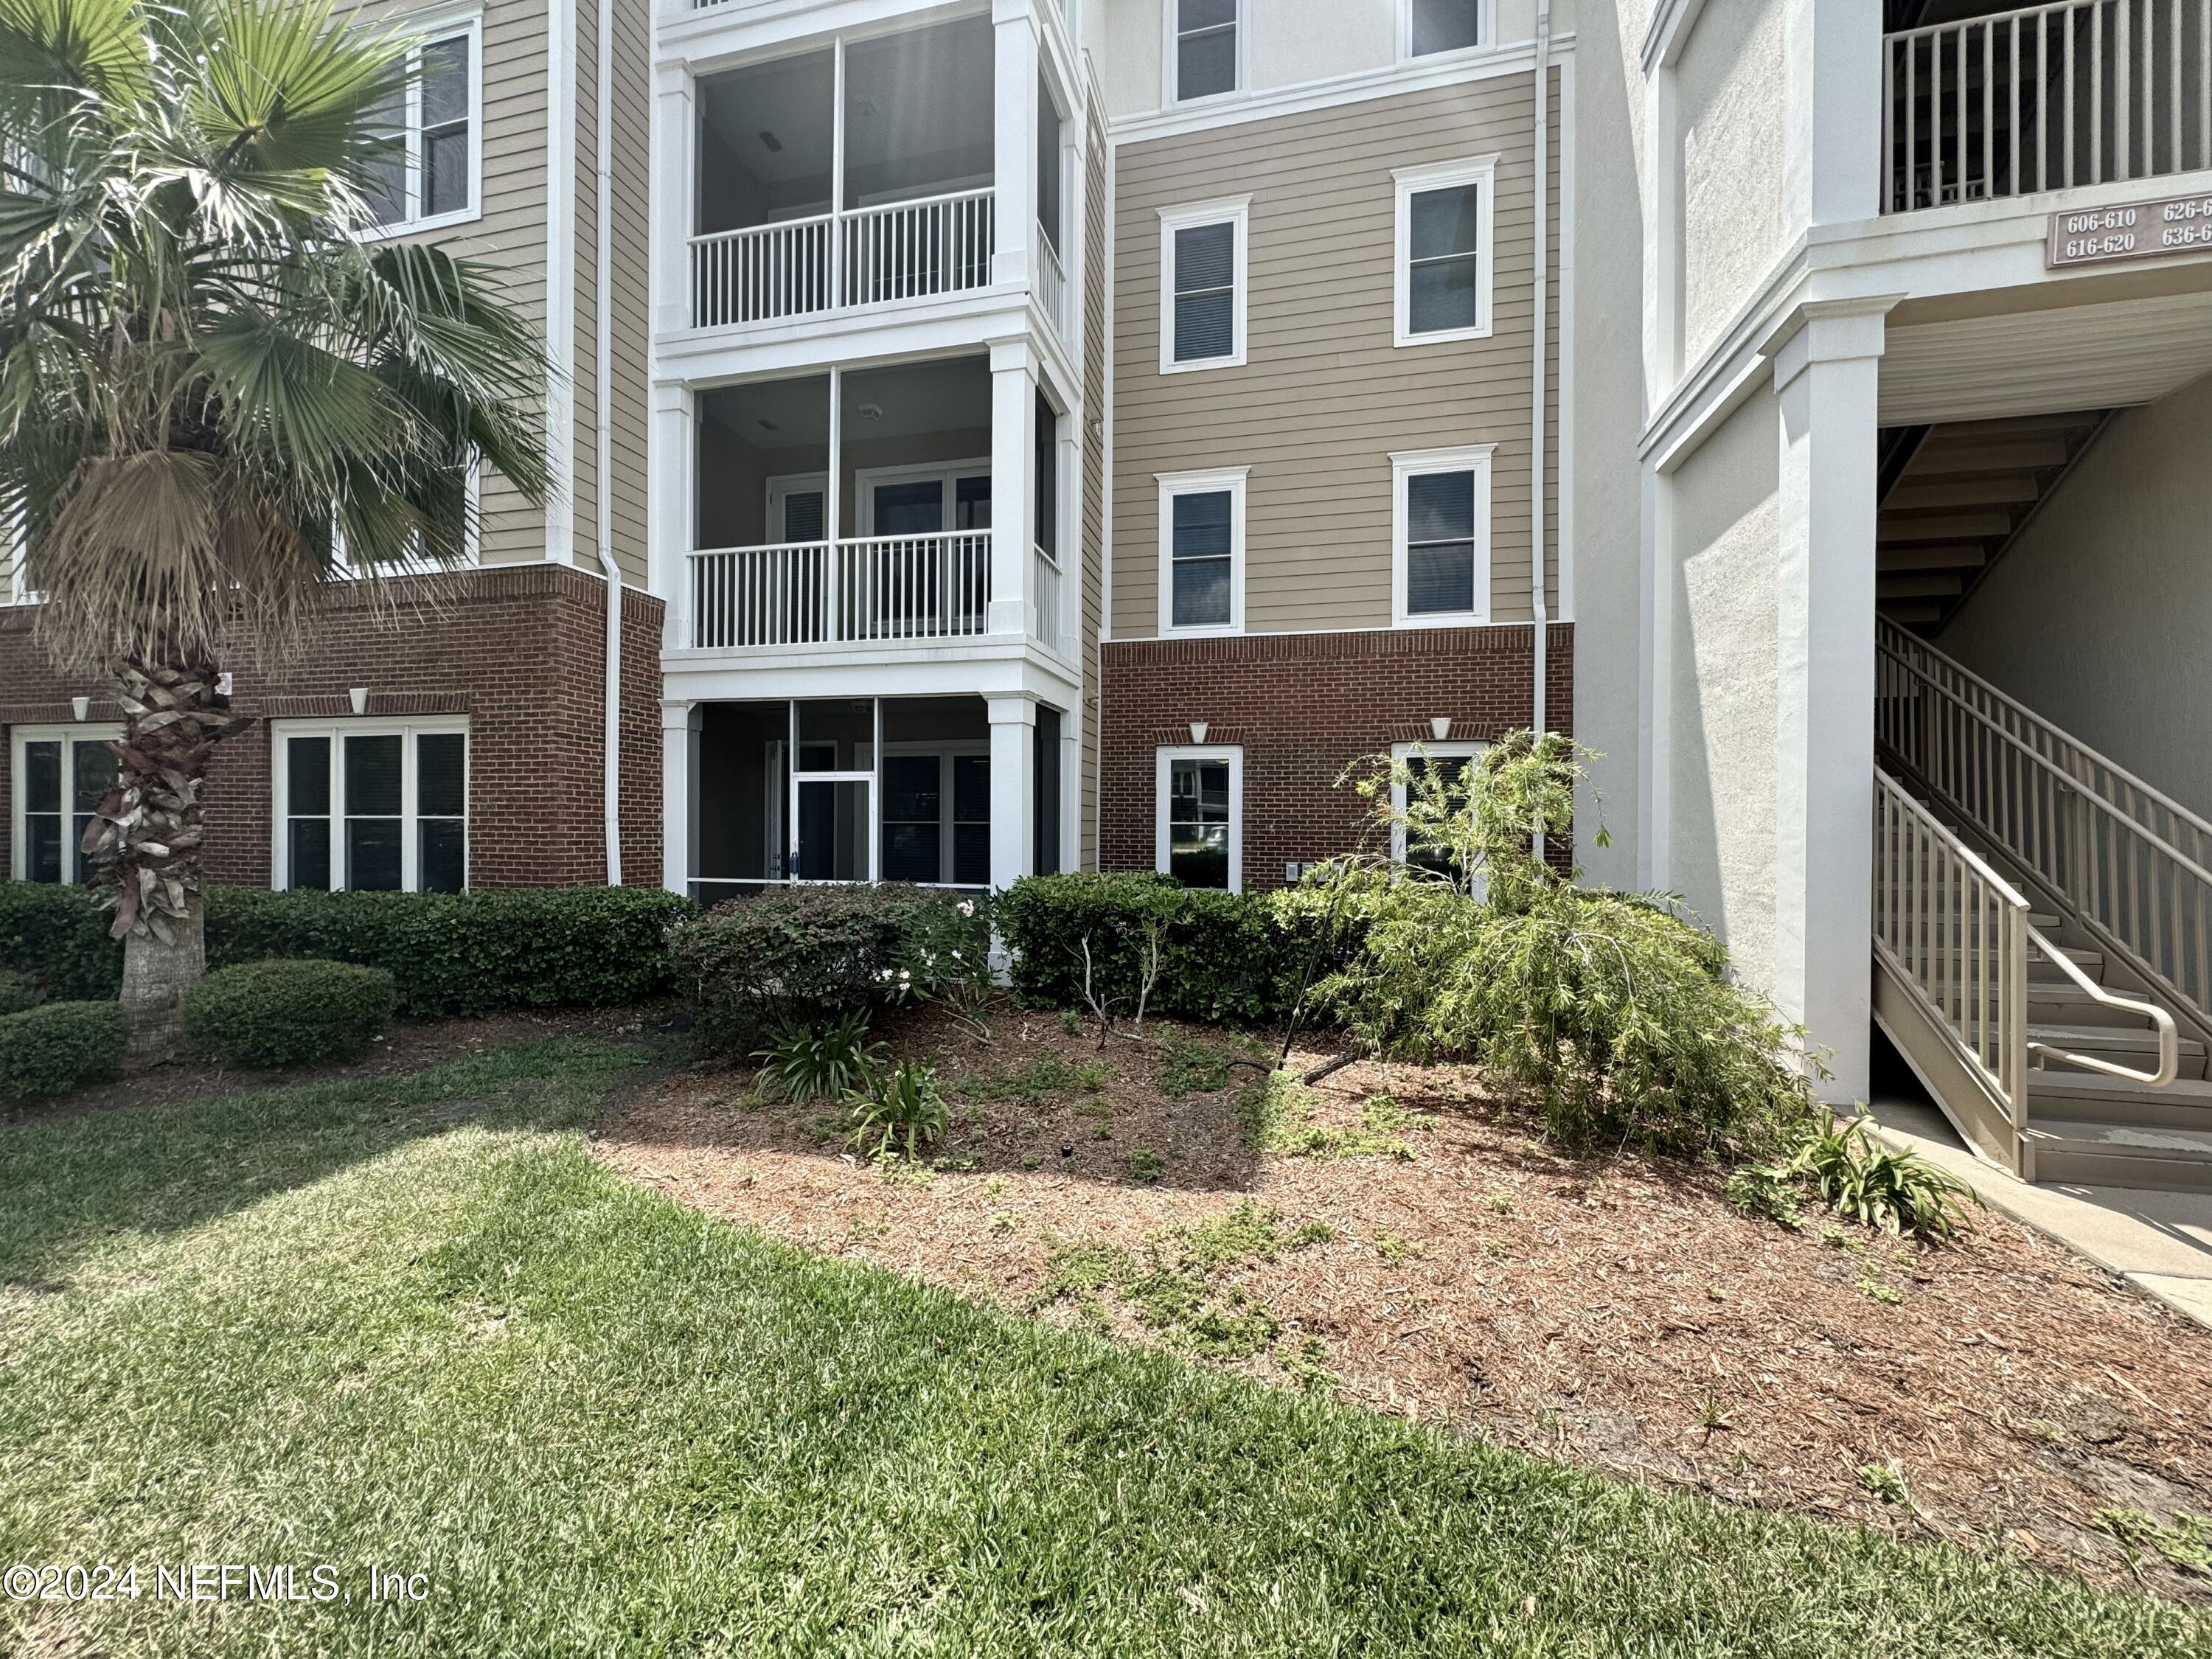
top-left (989, 340), bottom-right (1037, 639)
top-left (987, 694), bottom-right (1037, 890)
top-left (991, 9), bottom-right (1037, 291)
top-left (662, 700), bottom-right (700, 895)
top-left (651, 65), bottom-right (695, 336)
top-left (650, 383), bottom-right (694, 653)
top-left (1772, 300), bottom-right (1888, 1106)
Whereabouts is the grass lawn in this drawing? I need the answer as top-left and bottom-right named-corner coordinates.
top-left (1, 1037), bottom-right (2205, 1658)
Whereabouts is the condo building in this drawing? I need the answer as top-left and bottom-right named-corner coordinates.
top-left (12, 0), bottom-right (2212, 1189)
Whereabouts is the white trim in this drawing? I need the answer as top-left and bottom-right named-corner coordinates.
top-left (1111, 34), bottom-right (1573, 146)
top-left (1388, 738), bottom-right (1489, 866)
top-left (1399, 0), bottom-right (1494, 63)
top-left (1556, 49), bottom-right (1576, 623)
top-left (1157, 195), bottom-right (1250, 373)
top-left (1162, 0), bottom-right (1248, 107)
top-left (268, 717), bottom-right (471, 893)
top-left (544, 0), bottom-right (578, 567)
top-left (1394, 154), bottom-right (1497, 348)
top-left (763, 471), bottom-right (828, 543)
top-left (852, 456), bottom-right (994, 536)
top-left (1155, 744), bottom-right (1243, 893)
top-left (358, 6), bottom-right (485, 242)
top-left (1155, 465), bottom-right (1248, 637)
top-left (9, 723), bottom-right (122, 883)
top-left (1390, 445), bottom-right (1494, 627)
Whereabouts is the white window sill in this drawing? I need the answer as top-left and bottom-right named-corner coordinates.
top-left (1393, 324), bottom-right (1495, 349)
top-left (1161, 352), bottom-right (1245, 375)
top-left (360, 204), bottom-right (484, 244)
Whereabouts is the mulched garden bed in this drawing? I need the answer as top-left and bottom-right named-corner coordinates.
top-left (592, 998), bottom-right (2212, 1603)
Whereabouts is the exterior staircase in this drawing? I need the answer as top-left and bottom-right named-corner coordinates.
top-left (1874, 621), bottom-right (2212, 1192)
top-left (1876, 411), bottom-right (2112, 633)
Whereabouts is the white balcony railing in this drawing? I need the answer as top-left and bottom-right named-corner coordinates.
top-left (689, 534), bottom-right (993, 650)
top-left (1034, 225), bottom-right (1068, 340)
top-left (689, 189), bottom-right (995, 330)
top-left (1883, 0), bottom-right (2212, 214)
top-left (1031, 544), bottom-right (1064, 653)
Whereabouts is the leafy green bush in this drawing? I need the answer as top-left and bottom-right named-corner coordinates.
top-left (0, 883), bottom-right (695, 1018)
top-left (1765, 1113), bottom-right (1978, 1241)
top-left (0, 882), bottom-right (122, 1000)
top-left (670, 884), bottom-right (974, 1055)
top-left (1310, 732), bottom-right (1815, 1161)
top-left (206, 886), bottom-right (695, 1017)
top-left (181, 959), bottom-right (398, 1068)
top-left (0, 1001), bottom-right (126, 1099)
top-left (0, 969), bottom-right (44, 1015)
top-left (995, 873), bottom-right (1325, 1025)
top-left (753, 1011), bottom-right (884, 1104)
top-left (846, 1058), bottom-right (947, 1160)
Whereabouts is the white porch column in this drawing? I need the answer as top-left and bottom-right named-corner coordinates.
top-left (989, 338), bottom-right (1037, 638)
top-left (1060, 709), bottom-right (1081, 873)
top-left (1773, 300), bottom-right (1888, 1106)
top-left (652, 65), bottom-right (695, 335)
top-left (661, 700), bottom-right (700, 895)
top-left (991, 7), bottom-right (1037, 290)
top-left (650, 383), bottom-right (694, 651)
top-left (987, 693), bottom-right (1037, 890)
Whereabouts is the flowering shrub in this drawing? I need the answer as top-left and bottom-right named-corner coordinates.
top-left (670, 884), bottom-right (984, 1055)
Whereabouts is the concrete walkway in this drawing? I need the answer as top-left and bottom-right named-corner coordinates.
top-left (1865, 1080), bottom-right (2212, 1332)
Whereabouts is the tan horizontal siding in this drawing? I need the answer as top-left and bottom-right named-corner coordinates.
top-left (1110, 73), bottom-right (1561, 639)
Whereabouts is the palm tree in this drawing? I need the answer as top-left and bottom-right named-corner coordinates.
top-left (0, 0), bottom-right (549, 1054)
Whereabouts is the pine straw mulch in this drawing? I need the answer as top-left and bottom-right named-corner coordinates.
top-left (590, 1001), bottom-right (2212, 1601)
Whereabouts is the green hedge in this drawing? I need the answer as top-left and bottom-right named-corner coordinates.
top-left (0, 883), bottom-right (122, 1000)
top-left (669, 884), bottom-right (979, 1055)
top-left (0, 883), bottom-right (697, 1019)
top-left (0, 970), bottom-right (43, 1016)
top-left (182, 959), bottom-right (398, 1068)
top-left (995, 873), bottom-right (1335, 1026)
top-left (0, 1001), bottom-right (126, 1100)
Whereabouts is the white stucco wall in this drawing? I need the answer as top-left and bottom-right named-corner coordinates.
top-left (1569, 0), bottom-right (1648, 889)
top-left (1673, 0), bottom-right (1790, 374)
top-left (1938, 373), bottom-right (2212, 822)
top-left (1668, 392), bottom-right (1780, 991)
top-left (1249, 0), bottom-right (1394, 90)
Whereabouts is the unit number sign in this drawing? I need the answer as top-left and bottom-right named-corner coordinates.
top-left (2048, 192), bottom-right (2212, 266)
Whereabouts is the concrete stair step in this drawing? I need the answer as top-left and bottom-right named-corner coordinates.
top-left (2028, 1071), bottom-right (2212, 1129)
top-left (2027, 1118), bottom-right (2212, 1193)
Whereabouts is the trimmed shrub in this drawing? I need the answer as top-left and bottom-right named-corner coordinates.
top-left (204, 886), bottom-right (697, 1017)
top-left (0, 882), bottom-right (122, 1001)
top-left (0, 882), bottom-right (697, 1018)
top-left (0, 970), bottom-right (44, 1015)
top-left (670, 884), bottom-right (971, 1054)
top-left (995, 873), bottom-right (1324, 1025)
top-left (0, 1001), bottom-right (127, 1100)
top-left (181, 959), bottom-right (398, 1068)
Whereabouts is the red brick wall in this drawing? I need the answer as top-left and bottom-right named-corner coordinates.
top-left (0, 565), bottom-right (664, 889)
top-left (1099, 623), bottom-right (1573, 889)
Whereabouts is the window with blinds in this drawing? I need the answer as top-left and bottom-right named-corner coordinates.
top-left (1175, 0), bottom-right (1238, 100)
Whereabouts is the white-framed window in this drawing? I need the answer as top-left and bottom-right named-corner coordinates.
top-left (333, 459), bottom-right (480, 576)
top-left (765, 473), bottom-right (828, 545)
top-left (10, 725), bottom-right (120, 884)
top-left (1402, 0), bottom-right (1489, 58)
top-left (1391, 445), bottom-right (1493, 626)
top-left (364, 8), bottom-right (484, 237)
top-left (880, 745), bottom-right (991, 886)
top-left (1166, 0), bottom-right (1242, 103)
top-left (855, 459), bottom-right (994, 537)
top-left (1158, 198), bottom-right (1249, 373)
top-left (1155, 745), bottom-right (1242, 892)
top-left (1394, 156), bottom-right (1496, 347)
top-left (272, 720), bottom-right (469, 892)
top-left (1389, 740), bottom-right (1489, 883)
top-left (1156, 467), bottom-right (1247, 636)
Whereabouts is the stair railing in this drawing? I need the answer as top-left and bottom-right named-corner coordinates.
top-left (1877, 616), bottom-right (2212, 1047)
top-left (1874, 769), bottom-right (2031, 1161)
top-left (2023, 925), bottom-right (2180, 1086)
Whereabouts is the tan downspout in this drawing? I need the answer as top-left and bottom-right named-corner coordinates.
top-left (1529, 0), bottom-right (1553, 858)
top-left (593, 0), bottom-right (622, 883)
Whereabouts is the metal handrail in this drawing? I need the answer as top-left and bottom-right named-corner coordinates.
top-left (2025, 925), bottom-right (2182, 1085)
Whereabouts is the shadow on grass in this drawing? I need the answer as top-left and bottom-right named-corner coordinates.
top-left (0, 1035), bottom-right (658, 1287)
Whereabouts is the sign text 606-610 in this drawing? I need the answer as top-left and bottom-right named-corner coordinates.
top-left (2048, 192), bottom-right (2212, 266)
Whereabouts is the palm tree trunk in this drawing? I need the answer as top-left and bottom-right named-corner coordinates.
top-left (82, 660), bottom-right (242, 1062)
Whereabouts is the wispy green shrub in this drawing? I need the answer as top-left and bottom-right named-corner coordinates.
top-left (1310, 733), bottom-right (1815, 1161)
top-left (752, 1011), bottom-right (884, 1105)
